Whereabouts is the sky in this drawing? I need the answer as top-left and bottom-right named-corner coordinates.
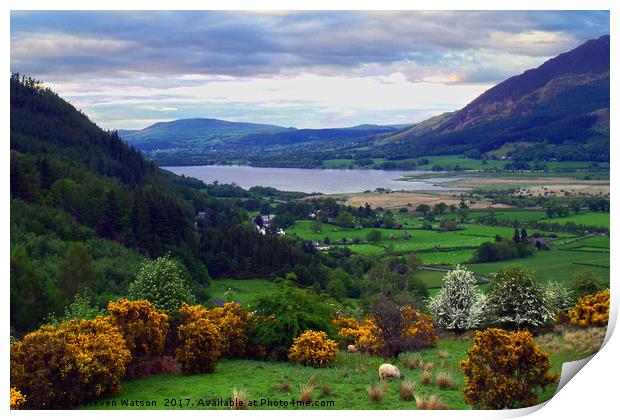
top-left (10, 10), bottom-right (609, 130)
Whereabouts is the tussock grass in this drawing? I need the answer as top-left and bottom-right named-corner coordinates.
top-left (231, 388), bottom-right (248, 410)
top-left (435, 372), bottom-right (457, 390)
top-left (319, 384), bottom-right (333, 397)
top-left (399, 380), bottom-right (416, 401)
top-left (300, 384), bottom-right (315, 403)
top-left (367, 383), bottom-right (385, 403)
top-left (420, 370), bottom-right (432, 385)
top-left (415, 394), bottom-right (448, 410)
top-left (277, 378), bottom-right (292, 393)
top-left (438, 350), bottom-right (449, 359)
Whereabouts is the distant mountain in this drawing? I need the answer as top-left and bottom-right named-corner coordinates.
top-left (238, 125), bottom-right (401, 147)
top-left (119, 117), bottom-right (409, 163)
top-left (119, 118), bottom-right (295, 151)
top-left (380, 35), bottom-right (609, 160)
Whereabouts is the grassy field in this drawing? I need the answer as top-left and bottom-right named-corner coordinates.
top-left (86, 328), bottom-right (603, 410)
top-left (540, 212), bottom-right (610, 229)
top-left (209, 279), bottom-right (281, 306)
top-left (467, 246), bottom-right (609, 285)
top-left (287, 219), bottom-right (575, 265)
top-left (320, 155), bottom-right (609, 173)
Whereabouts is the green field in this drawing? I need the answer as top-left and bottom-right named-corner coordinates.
top-left (209, 279), bottom-right (281, 306)
top-left (444, 209), bottom-right (549, 224)
top-left (541, 212), bottom-right (610, 229)
top-left (287, 220), bottom-right (575, 265)
top-left (320, 154), bottom-right (609, 173)
top-left (467, 246), bottom-right (609, 285)
top-left (86, 329), bottom-right (597, 410)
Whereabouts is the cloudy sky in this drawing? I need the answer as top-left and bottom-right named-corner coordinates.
top-left (11, 11), bottom-right (609, 130)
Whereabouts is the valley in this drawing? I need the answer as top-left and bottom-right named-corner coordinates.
top-left (9, 16), bottom-right (611, 413)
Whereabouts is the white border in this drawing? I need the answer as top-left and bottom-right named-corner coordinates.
top-left (2, 2), bottom-right (617, 420)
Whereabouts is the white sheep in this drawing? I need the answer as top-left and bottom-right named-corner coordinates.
top-left (347, 344), bottom-right (358, 353)
top-left (378, 363), bottom-right (404, 380)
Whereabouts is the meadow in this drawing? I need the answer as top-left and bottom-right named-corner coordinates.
top-left (320, 155), bottom-right (608, 172)
top-left (541, 212), bottom-right (610, 229)
top-left (209, 279), bottom-right (282, 306)
top-left (86, 328), bottom-right (604, 410)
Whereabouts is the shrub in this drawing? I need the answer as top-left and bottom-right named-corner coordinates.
top-left (336, 305), bottom-right (437, 357)
top-left (401, 306), bottom-right (438, 350)
top-left (545, 281), bottom-right (574, 312)
top-left (428, 265), bottom-right (485, 333)
top-left (47, 292), bottom-right (104, 324)
top-left (107, 299), bottom-right (169, 359)
top-left (248, 286), bottom-right (333, 360)
top-left (10, 388), bottom-right (27, 410)
top-left (128, 256), bottom-right (195, 313)
top-left (568, 290), bottom-right (610, 327)
top-left (10, 317), bottom-right (130, 408)
top-left (483, 265), bottom-right (554, 330)
top-left (176, 317), bottom-right (223, 374)
top-left (288, 330), bottom-right (338, 367)
top-left (460, 328), bottom-right (558, 409)
top-left (570, 270), bottom-right (603, 299)
top-left (336, 316), bottom-right (385, 355)
top-left (205, 302), bottom-right (250, 358)
top-left (124, 355), bottom-right (179, 379)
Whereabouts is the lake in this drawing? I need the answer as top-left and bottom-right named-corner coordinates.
top-left (163, 165), bottom-right (459, 194)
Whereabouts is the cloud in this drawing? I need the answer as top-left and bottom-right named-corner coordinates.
top-left (9, 10), bottom-right (609, 129)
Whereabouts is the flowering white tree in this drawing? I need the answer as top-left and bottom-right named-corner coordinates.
top-left (129, 255), bottom-right (195, 313)
top-left (429, 265), bottom-right (485, 333)
top-left (484, 265), bottom-right (554, 330)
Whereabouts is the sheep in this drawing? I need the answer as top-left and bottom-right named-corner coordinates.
top-left (379, 363), bottom-right (405, 380)
top-left (347, 344), bottom-right (358, 353)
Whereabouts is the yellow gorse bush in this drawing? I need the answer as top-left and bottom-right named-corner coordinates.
top-left (460, 328), bottom-right (558, 409)
top-left (178, 302), bottom-right (250, 359)
top-left (334, 307), bottom-right (437, 356)
top-left (288, 330), bottom-right (338, 367)
top-left (205, 302), bottom-right (250, 358)
top-left (10, 317), bottom-right (130, 409)
top-left (335, 316), bottom-right (385, 354)
top-left (401, 306), bottom-right (438, 349)
top-left (176, 317), bottom-right (223, 374)
top-left (10, 387), bottom-right (27, 410)
top-left (107, 299), bottom-right (169, 358)
top-left (569, 290), bottom-right (610, 327)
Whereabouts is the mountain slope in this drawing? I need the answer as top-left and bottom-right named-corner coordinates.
top-left (10, 74), bottom-right (323, 333)
top-left (120, 118), bottom-right (294, 151)
top-left (380, 35), bottom-right (610, 160)
top-left (10, 74), bottom-right (220, 331)
top-left (120, 117), bottom-right (407, 165)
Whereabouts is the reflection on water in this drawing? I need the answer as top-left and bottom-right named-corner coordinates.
top-left (164, 165), bottom-right (461, 194)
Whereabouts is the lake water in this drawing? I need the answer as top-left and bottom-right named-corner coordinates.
top-left (163, 165), bottom-right (459, 194)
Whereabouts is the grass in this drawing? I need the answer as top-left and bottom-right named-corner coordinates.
top-left (399, 381), bottom-right (416, 401)
top-left (467, 246), bottom-right (609, 285)
top-left (540, 212), bottom-right (609, 229)
top-left (209, 278), bottom-right (280, 306)
top-left (86, 327), bottom-right (604, 410)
